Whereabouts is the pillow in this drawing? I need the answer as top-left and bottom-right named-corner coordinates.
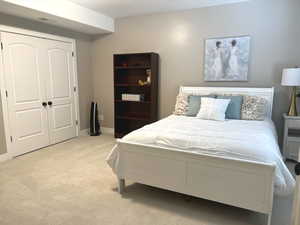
top-left (241, 96), bottom-right (267, 120)
top-left (186, 95), bottom-right (216, 116)
top-left (173, 93), bottom-right (189, 115)
top-left (197, 98), bottom-right (231, 121)
top-left (217, 95), bottom-right (243, 120)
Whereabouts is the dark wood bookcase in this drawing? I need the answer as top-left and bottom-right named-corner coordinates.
top-left (114, 53), bottom-right (159, 138)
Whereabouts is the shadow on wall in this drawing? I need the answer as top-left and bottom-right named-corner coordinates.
top-left (0, 97), bottom-right (7, 155)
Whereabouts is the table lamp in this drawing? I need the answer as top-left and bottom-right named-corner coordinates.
top-left (281, 68), bottom-right (300, 116)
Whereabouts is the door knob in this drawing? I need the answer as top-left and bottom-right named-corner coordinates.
top-left (42, 102), bottom-right (47, 107)
top-left (48, 101), bottom-right (53, 106)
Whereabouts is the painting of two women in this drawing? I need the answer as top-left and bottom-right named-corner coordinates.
top-left (204, 36), bottom-right (250, 81)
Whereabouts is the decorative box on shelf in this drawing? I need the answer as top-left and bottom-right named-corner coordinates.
top-left (121, 94), bottom-right (144, 102)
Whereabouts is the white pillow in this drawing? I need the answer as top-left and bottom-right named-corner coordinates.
top-left (196, 98), bottom-right (231, 121)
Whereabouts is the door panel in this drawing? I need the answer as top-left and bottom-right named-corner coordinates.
top-left (16, 109), bottom-right (44, 139)
top-left (10, 44), bottom-right (41, 103)
top-left (45, 40), bottom-right (76, 144)
top-left (1, 32), bottom-right (49, 156)
top-left (49, 49), bottom-right (71, 98)
top-left (53, 104), bottom-right (73, 129)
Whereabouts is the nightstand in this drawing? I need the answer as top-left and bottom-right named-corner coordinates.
top-left (283, 113), bottom-right (300, 161)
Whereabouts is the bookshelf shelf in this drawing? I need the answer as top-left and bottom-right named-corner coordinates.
top-left (115, 100), bottom-right (151, 104)
top-left (115, 66), bottom-right (150, 70)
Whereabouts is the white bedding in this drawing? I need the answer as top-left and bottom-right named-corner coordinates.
top-left (107, 115), bottom-right (295, 196)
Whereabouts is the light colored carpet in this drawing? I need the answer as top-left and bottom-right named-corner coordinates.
top-left (0, 135), bottom-right (295, 225)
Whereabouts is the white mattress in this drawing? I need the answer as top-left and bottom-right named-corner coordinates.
top-left (107, 115), bottom-right (295, 196)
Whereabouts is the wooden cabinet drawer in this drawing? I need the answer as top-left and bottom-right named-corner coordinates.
top-left (287, 140), bottom-right (300, 161)
top-left (286, 120), bottom-right (300, 129)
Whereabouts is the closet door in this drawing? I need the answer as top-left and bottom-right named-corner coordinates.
top-left (44, 39), bottom-right (77, 144)
top-left (1, 32), bottom-right (50, 156)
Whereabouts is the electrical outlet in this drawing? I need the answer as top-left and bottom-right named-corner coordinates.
top-left (99, 115), bottom-right (104, 121)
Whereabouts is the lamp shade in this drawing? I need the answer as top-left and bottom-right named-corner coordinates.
top-left (281, 68), bottom-right (300, 86)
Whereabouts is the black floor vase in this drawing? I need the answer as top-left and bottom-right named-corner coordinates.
top-left (90, 102), bottom-right (101, 136)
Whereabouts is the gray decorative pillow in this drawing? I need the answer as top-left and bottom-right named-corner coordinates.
top-left (241, 96), bottom-right (267, 120)
top-left (173, 93), bottom-right (189, 115)
top-left (186, 95), bottom-right (216, 116)
top-left (217, 95), bottom-right (243, 120)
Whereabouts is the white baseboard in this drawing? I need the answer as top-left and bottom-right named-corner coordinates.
top-left (0, 153), bottom-right (12, 162)
top-left (101, 127), bottom-right (114, 135)
top-left (79, 129), bottom-right (89, 136)
top-left (79, 127), bottom-right (114, 136)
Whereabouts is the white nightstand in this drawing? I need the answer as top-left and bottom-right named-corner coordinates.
top-left (283, 113), bottom-right (300, 161)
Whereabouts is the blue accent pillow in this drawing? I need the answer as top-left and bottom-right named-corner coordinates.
top-left (216, 95), bottom-right (243, 119)
top-left (186, 95), bottom-right (216, 116)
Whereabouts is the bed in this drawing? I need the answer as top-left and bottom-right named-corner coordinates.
top-left (107, 87), bottom-right (295, 225)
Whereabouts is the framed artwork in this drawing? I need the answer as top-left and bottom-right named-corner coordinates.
top-left (204, 36), bottom-right (251, 81)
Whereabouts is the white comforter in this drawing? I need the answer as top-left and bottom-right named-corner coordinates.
top-left (107, 115), bottom-right (295, 196)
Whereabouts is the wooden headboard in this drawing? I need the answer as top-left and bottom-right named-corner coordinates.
top-left (179, 86), bottom-right (274, 119)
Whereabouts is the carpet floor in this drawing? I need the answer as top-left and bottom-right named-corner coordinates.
top-left (0, 134), bottom-right (295, 225)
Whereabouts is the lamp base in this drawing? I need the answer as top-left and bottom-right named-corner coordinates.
top-left (288, 86), bottom-right (298, 116)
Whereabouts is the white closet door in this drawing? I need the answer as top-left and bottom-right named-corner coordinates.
top-left (44, 40), bottom-right (77, 144)
top-left (1, 32), bottom-right (50, 156)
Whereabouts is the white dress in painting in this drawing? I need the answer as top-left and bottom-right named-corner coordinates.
top-left (212, 48), bottom-right (225, 80)
top-left (227, 46), bottom-right (239, 78)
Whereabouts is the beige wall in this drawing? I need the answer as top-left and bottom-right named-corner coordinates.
top-left (0, 13), bottom-right (94, 154)
top-left (76, 40), bottom-right (94, 131)
top-left (92, 0), bottom-right (300, 142)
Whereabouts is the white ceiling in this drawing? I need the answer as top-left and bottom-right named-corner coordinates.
top-left (0, 0), bottom-right (248, 35)
top-left (0, 0), bottom-right (114, 34)
top-left (68, 0), bottom-right (249, 18)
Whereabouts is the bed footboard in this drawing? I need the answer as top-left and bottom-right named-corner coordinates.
top-left (116, 140), bottom-right (275, 224)
top-left (291, 150), bottom-right (300, 225)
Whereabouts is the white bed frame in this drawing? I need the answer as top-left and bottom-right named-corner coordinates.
top-left (116, 87), bottom-right (276, 225)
